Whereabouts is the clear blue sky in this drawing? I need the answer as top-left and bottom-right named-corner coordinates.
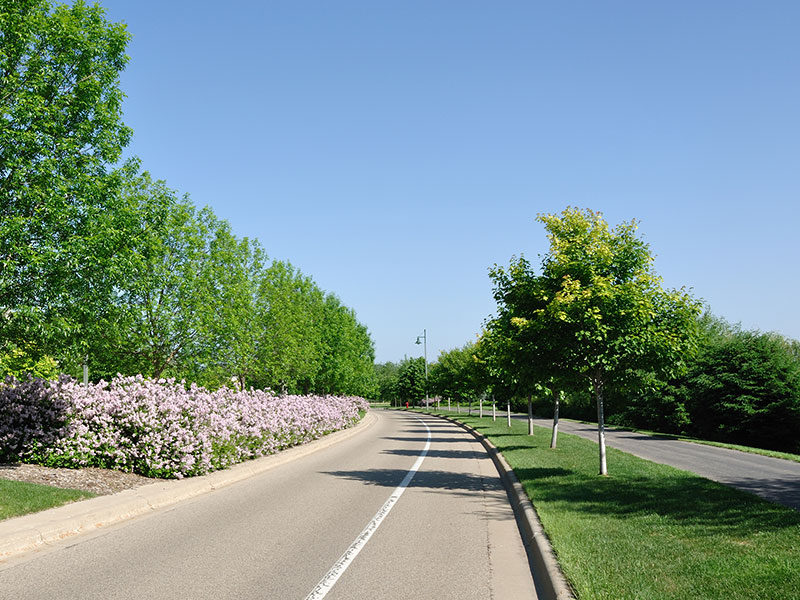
top-left (97, 0), bottom-right (800, 363)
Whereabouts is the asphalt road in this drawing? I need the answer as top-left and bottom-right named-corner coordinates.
top-left (0, 410), bottom-right (538, 600)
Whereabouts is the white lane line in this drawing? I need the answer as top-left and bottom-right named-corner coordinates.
top-left (304, 414), bottom-right (432, 600)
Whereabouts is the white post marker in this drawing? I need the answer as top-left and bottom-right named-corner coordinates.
top-left (305, 414), bottom-right (432, 600)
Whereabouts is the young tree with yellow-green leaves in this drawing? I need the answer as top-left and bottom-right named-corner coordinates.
top-left (489, 208), bottom-right (701, 474)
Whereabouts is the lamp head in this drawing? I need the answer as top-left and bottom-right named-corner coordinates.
top-left (415, 337), bottom-right (422, 345)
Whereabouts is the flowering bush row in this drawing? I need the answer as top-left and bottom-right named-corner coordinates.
top-left (0, 375), bottom-right (368, 478)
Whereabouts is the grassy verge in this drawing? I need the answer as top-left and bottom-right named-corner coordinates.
top-left (419, 408), bottom-right (800, 600)
top-left (0, 479), bottom-right (96, 521)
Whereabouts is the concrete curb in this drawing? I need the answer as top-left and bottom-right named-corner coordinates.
top-left (418, 410), bottom-right (575, 600)
top-left (0, 411), bottom-right (378, 562)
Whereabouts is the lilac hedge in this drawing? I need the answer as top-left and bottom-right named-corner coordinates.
top-left (0, 375), bottom-right (368, 478)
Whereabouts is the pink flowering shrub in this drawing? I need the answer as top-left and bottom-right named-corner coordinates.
top-left (0, 376), bottom-right (73, 463)
top-left (0, 375), bottom-right (368, 478)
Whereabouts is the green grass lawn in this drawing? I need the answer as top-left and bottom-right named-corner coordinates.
top-left (0, 479), bottom-right (96, 521)
top-left (419, 409), bottom-right (800, 600)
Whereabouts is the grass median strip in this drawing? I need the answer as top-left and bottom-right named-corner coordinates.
top-left (421, 409), bottom-right (800, 600)
top-left (1, 479), bottom-right (96, 521)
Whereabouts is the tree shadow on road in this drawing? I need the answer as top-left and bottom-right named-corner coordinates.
top-left (717, 475), bottom-right (800, 512)
top-left (381, 448), bottom-right (483, 460)
top-left (321, 467), bottom-right (504, 497)
top-left (381, 436), bottom-right (469, 444)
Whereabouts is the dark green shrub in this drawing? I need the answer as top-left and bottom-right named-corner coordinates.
top-left (685, 331), bottom-right (800, 452)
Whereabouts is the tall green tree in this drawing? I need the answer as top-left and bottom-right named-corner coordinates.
top-left (487, 256), bottom-right (566, 436)
top-left (396, 357), bottom-right (426, 405)
top-left (89, 172), bottom-right (218, 380)
top-left (1, 0), bottom-right (132, 359)
top-left (474, 327), bottom-right (522, 426)
top-left (190, 228), bottom-right (267, 390)
top-left (315, 294), bottom-right (377, 397)
top-left (486, 255), bottom-right (588, 445)
top-left (252, 261), bottom-right (325, 394)
top-left (538, 208), bottom-right (700, 474)
top-left (374, 361), bottom-right (400, 403)
top-left (431, 342), bottom-right (486, 406)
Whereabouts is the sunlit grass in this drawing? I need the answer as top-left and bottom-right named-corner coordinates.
top-left (421, 408), bottom-right (800, 600)
top-left (0, 479), bottom-right (95, 521)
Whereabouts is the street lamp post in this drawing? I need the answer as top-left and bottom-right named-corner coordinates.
top-left (415, 329), bottom-right (428, 407)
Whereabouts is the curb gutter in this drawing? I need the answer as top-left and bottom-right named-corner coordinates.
top-left (420, 410), bottom-right (575, 600)
top-left (0, 411), bottom-right (378, 562)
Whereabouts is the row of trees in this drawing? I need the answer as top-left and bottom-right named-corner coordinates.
top-left (380, 208), bottom-right (702, 474)
top-left (483, 209), bottom-right (800, 459)
top-left (379, 207), bottom-right (800, 471)
top-left (1, 0), bottom-right (376, 396)
top-left (484, 208), bottom-right (701, 473)
top-left (85, 170), bottom-right (376, 394)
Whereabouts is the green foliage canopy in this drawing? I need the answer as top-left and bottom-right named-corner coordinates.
top-left (430, 342), bottom-right (486, 403)
top-left (533, 208), bottom-right (701, 390)
top-left (1, 0), bottom-right (132, 356)
top-left (373, 361), bottom-right (400, 402)
top-left (618, 313), bottom-right (800, 453)
top-left (396, 357), bottom-right (426, 403)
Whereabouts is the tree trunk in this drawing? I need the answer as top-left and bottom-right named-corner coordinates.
top-left (594, 378), bottom-right (608, 475)
top-left (492, 400), bottom-right (496, 422)
top-left (550, 388), bottom-right (560, 449)
top-left (527, 396), bottom-right (534, 436)
top-left (507, 401), bottom-right (511, 427)
top-left (479, 399), bottom-right (483, 418)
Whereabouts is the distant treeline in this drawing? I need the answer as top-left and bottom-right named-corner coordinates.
top-left (0, 0), bottom-right (376, 396)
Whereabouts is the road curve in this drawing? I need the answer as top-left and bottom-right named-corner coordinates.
top-left (0, 410), bottom-right (538, 599)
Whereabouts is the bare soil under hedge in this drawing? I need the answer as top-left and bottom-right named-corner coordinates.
top-left (0, 463), bottom-right (155, 495)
